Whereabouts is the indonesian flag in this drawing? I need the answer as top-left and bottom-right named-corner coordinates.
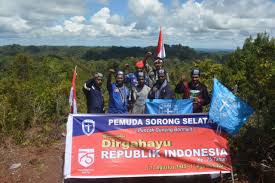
top-left (69, 66), bottom-right (77, 114)
top-left (156, 27), bottom-right (166, 58)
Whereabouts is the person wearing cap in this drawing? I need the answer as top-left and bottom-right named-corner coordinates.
top-left (135, 60), bottom-right (153, 87)
top-left (124, 63), bottom-right (138, 88)
top-left (124, 60), bottom-right (152, 88)
top-left (135, 60), bottom-right (144, 72)
top-left (107, 69), bottom-right (129, 114)
top-left (143, 52), bottom-right (170, 86)
top-left (148, 69), bottom-right (174, 99)
top-left (175, 69), bottom-right (210, 113)
top-left (129, 72), bottom-right (151, 114)
top-left (83, 73), bottom-right (105, 113)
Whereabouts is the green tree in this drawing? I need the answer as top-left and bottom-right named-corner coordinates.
top-left (222, 33), bottom-right (274, 130)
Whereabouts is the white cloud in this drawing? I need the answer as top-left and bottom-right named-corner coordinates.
top-left (44, 7), bottom-right (150, 38)
top-left (127, 0), bottom-right (165, 30)
top-left (0, 0), bottom-right (275, 48)
top-left (0, 16), bottom-right (31, 33)
top-left (70, 16), bottom-right (86, 23)
top-left (64, 20), bottom-right (84, 33)
top-left (83, 8), bottom-right (149, 37)
top-left (156, 0), bottom-right (275, 48)
top-left (108, 14), bottom-right (124, 25)
top-left (0, 0), bottom-right (86, 39)
top-left (128, 0), bottom-right (164, 17)
top-left (48, 25), bottom-right (64, 33)
top-left (171, 0), bottom-right (180, 8)
top-left (90, 7), bottom-right (111, 25)
top-left (0, 0), bottom-right (85, 25)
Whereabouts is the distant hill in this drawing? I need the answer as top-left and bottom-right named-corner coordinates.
top-left (0, 44), bottom-right (231, 62)
top-left (195, 48), bottom-right (234, 54)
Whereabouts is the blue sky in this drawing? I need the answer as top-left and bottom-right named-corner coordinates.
top-left (0, 0), bottom-right (274, 49)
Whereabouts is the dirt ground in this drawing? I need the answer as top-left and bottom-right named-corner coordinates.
top-left (0, 139), bottom-right (65, 183)
top-left (0, 137), bottom-right (237, 183)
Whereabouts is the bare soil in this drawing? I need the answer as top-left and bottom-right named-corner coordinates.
top-left (0, 139), bottom-right (65, 183)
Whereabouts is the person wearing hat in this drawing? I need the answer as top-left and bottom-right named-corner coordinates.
top-left (83, 72), bottom-right (105, 113)
top-left (129, 72), bottom-right (151, 114)
top-left (124, 60), bottom-right (152, 88)
top-left (135, 60), bottom-right (144, 72)
top-left (107, 69), bottom-right (129, 114)
top-left (175, 69), bottom-right (210, 113)
top-left (148, 69), bottom-right (174, 99)
top-left (143, 52), bottom-right (170, 86)
top-left (135, 60), bottom-right (153, 87)
top-left (124, 63), bottom-right (138, 89)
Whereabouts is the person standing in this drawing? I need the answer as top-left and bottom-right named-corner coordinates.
top-left (175, 69), bottom-right (210, 113)
top-left (129, 72), bottom-right (151, 114)
top-left (83, 73), bottom-right (105, 113)
top-left (124, 60), bottom-right (152, 88)
top-left (148, 69), bottom-right (174, 99)
top-left (143, 52), bottom-right (170, 86)
top-left (107, 69), bottom-right (129, 114)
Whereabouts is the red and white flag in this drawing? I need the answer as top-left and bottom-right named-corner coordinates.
top-left (156, 27), bottom-right (166, 58)
top-left (69, 66), bottom-right (77, 114)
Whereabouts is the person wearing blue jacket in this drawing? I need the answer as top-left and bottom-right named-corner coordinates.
top-left (83, 73), bottom-right (105, 113)
top-left (107, 69), bottom-right (129, 114)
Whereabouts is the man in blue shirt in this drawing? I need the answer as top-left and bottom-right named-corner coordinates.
top-left (107, 69), bottom-right (129, 114)
top-left (83, 73), bottom-right (104, 113)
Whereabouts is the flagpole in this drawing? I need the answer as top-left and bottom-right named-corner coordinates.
top-left (69, 65), bottom-right (78, 114)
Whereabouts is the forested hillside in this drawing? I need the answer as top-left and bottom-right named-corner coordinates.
top-left (0, 33), bottom-right (274, 182)
top-left (0, 44), bottom-right (228, 62)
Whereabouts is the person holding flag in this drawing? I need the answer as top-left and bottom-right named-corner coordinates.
top-left (83, 72), bottom-right (105, 113)
top-left (144, 27), bottom-right (170, 86)
top-left (69, 66), bottom-right (77, 114)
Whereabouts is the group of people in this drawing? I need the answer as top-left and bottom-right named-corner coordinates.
top-left (83, 52), bottom-right (210, 114)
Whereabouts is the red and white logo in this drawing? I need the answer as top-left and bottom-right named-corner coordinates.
top-left (78, 149), bottom-right (95, 167)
